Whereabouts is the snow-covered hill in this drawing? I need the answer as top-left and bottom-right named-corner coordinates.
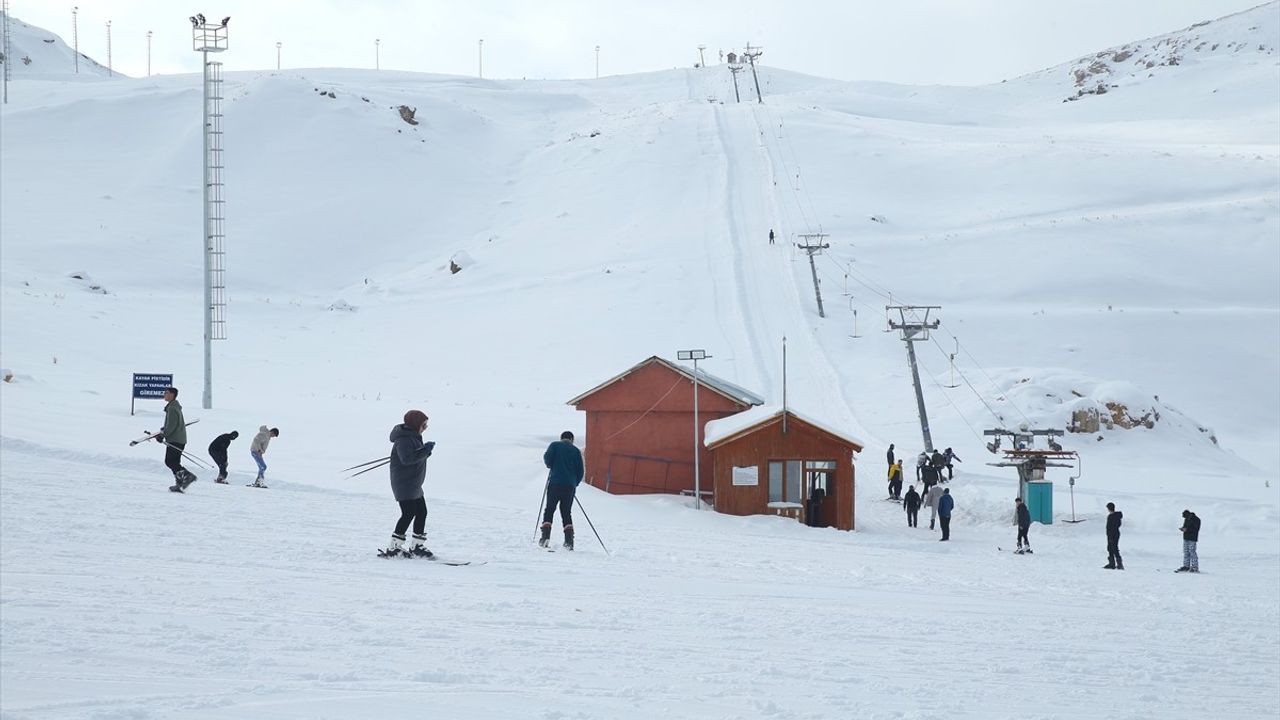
top-left (0, 13), bottom-right (113, 80)
top-left (2, 4), bottom-right (1278, 718)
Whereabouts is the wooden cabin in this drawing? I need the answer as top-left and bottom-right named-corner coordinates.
top-left (568, 356), bottom-right (764, 496)
top-left (706, 407), bottom-right (864, 530)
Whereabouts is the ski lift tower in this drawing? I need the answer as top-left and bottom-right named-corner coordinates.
top-left (887, 305), bottom-right (940, 453)
top-left (983, 427), bottom-right (1076, 524)
top-left (192, 14), bottom-right (229, 410)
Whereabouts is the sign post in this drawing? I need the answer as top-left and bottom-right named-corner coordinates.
top-left (132, 373), bottom-right (173, 415)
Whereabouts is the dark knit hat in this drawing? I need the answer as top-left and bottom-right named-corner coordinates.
top-left (1106, 502), bottom-right (1115, 511)
top-left (560, 431), bottom-right (574, 440)
top-left (404, 410), bottom-right (428, 428)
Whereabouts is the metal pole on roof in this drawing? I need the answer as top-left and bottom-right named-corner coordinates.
top-left (678, 349), bottom-right (711, 509)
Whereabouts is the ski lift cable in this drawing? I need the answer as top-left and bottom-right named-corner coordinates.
top-left (925, 332), bottom-right (1022, 426)
top-left (918, 357), bottom-right (988, 444)
top-left (932, 322), bottom-right (1035, 427)
top-left (750, 104), bottom-right (812, 231)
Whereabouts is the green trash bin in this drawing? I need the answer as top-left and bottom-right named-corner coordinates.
top-left (1026, 481), bottom-right (1053, 524)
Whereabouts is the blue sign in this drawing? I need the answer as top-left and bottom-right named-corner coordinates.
top-left (133, 373), bottom-right (174, 399)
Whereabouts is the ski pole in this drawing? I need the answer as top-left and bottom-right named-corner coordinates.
top-left (535, 481), bottom-right (549, 539)
top-left (574, 494), bottom-right (609, 556)
top-left (342, 456), bottom-right (390, 473)
top-left (346, 458), bottom-right (391, 479)
top-left (129, 419), bottom-right (200, 446)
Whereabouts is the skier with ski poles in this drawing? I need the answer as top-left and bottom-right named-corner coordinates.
top-left (540, 431), bottom-right (584, 550)
top-left (156, 387), bottom-right (197, 491)
top-left (380, 410), bottom-right (435, 558)
top-left (208, 430), bottom-right (238, 484)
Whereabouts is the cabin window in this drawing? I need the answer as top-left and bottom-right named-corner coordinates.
top-left (769, 459), bottom-right (837, 502)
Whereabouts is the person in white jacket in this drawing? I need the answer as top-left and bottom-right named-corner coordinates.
top-left (925, 483), bottom-right (945, 531)
top-left (249, 425), bottom-right (279, 487)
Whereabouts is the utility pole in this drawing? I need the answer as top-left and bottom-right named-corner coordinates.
top-left (728, 62), bottom-right (743, 103)
top-left (887, 306), bottom-right (941, 453)
top-left (796, 233), bottom-right (830, 318)
top-left (743, 42), bottom-right (763, 102)
top-left (146, 30), bottom-right (152, 76)
top-left (697, 44), bottom-right (706, 67)
top-left (105, 20), bottom-right (112, 77)
top-left (677, 349), bottom-right (711, 509)
top-left (72, 6), bottom-right (79, 73)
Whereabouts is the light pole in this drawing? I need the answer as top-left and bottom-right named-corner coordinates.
top-left (275, 41), bottom-right (281, 70)
top-left (105, 20), bottom-right (111, 77)
top-left (697, 44), bottom-right (706, 67)
top-left (374, 38), bottom-right (379, 70)
top-left (677, 349), bottom-right (711, 509)
top-left (594, 44), bottom-right (599, 79)
top-left (146, 30), bottom-right (152, 76)
top-left (192, 13), bottom-right (230, 410)
top-left (478, 38), bottom-right (483, 78)
top-left (72, 6), bottom-right (79, 73)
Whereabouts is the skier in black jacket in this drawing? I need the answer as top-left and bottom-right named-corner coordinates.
top-left (902, 485), bottom-right (921, 528)
top-left (1014, 497), bottom-right (1032, 554)
top-left (1176, 509), bottom-right (1201, 573)
top-left (1104, 502), bottom-right (1123, 569)
top-left (207, 430), bottom-right (239, 484)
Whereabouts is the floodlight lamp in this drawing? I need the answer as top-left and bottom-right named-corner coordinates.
top-left (189, 16), bottom-right (198, 27)
top-left (196, 13), bottom-right (205, 25)
top-left (221, 16), bottom-right (230, 27)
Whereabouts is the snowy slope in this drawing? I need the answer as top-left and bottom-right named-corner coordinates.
top-left (0, 14), bottom-right (112, 79)
top-left (2, 3), bottom-right (1279, 718)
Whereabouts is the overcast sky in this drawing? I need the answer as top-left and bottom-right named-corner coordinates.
top-left (9, 0), bottom-right (1270, 84)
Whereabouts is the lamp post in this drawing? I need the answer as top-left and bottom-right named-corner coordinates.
top-left (677, 349), bottom-right (711, 509)
top-left (375, 38), bottom-right (380, 70)
top-left (105, 20), bottom-right (112, 77)
top-left (72, 6), bottom-right (79, 73)
top-left (478, 38), bottom-right (483, 78)
top-left (594, 44), bottom-right (599, 79)
top-left (275, 41), bottom-right (281, 70)
top-left (146, 30), bottom-right (152, 76)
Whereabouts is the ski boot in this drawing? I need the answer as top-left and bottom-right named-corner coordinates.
top-left (409, 533), bottom-right (434, 559)
top-left (1116, 561), bottom-right (1124, 570)
top-left (1024, 547), bottom-right (1033, 554)
top-left (378, 533), bottom-right (406, 558)
top-left (538, 522), bottom-right (552, 548)
top-left (214, 474), bottom-right (229, 485)
top-left (249, 476), bottom-right (268, 488)
top-left (563, 525), bottom-right (574, 551)
top-left (1174, 566), bottom-right (1189, 573)
top-left (1103, 563), bottom-right (1116, 569)
top-left (178, 469), bottom-right (198, 490)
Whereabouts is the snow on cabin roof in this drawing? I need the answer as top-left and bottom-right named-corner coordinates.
top-left (567, 356), bottom-right (765, 408)
top-left (704, 405), bottom-right (866, 450)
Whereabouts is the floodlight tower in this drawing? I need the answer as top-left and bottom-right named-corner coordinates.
top-left (594, 44), bottom-right (599, 79)
top-left (374, 38), bottom-right (379, 70)
top-left (478, 38), bottom-right (483, 78)
top-left (106, 20), bottom-right (112, 76)
top-left (275, 41), bottom-right (281, 70)
top-left (147, 30), bottom-right (153, 76)
top-left (192, 13), bottom-right (229, 410)
top-left (677, 349), bottom-right (712, 509)
top-left (2, 0), bottom-right (11, 104)
top-left (72, 6), bottom-right (79, 73)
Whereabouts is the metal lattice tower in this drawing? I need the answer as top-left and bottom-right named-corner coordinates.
top-left (193, 15), bottom-right (229, 410)
top-left (2, 0), bottom-right (12, 104)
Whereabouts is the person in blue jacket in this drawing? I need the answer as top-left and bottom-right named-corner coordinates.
top-left (541, 431), bottom-right (585, 550)
top-left (382, 410), bottom-right (436, 557)
top-left (937, 488), bottom-right (955, 541)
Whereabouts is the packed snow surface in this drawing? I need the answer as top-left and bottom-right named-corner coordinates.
top-left (2, 5), bottom-right (1278, 718)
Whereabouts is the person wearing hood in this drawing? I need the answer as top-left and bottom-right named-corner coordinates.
top-left (1014, 497), bottom-right (1032, 554)
top-left (208, 430), bottom-right (239, 484)
top-left (249, 425), bottom-right (279, 488)
top-left (903, 484), bottom-right (921, 528)
top-left (886, 443), bottom-right (895, 468)
top-left (1176, 509), bottom-right (1201, 573)
top-left (887, 460), bottom-right (903, 501)
top-left (1104, 502), bottom-right (1123, 569)
top-left (382, 410), bottom-right (436, 557)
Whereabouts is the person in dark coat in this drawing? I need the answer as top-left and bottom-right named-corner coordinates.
top-left (1104, 502), bottom-right (1123, 569)
top-left (886, 460), bottom-right (903, 500)
top-left (383, 410), bottom-right (435, 557)
top-left (937, 488), bottom-right (954, 541)
top-left (1014, 497), bottom-right (1032, 553)
top-left (155, 387), bottom-right (196, 490)
top-left (1176, 509), bottom-right (1201, 573)
top-left (769, 228), bottom-right (776, 245)
top-left (541, 431), bottom-right (585, 549)
top-left (207, 430), bottom-right (239, 484)
top-left (942, 447), bottom-right (961, 480)
top-left (903, 485), bottom-right (921, 528)
top-left (886, 443), bottom-right (895, 468)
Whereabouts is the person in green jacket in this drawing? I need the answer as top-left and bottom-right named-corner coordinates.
top-left (155, 387), bottom-right (196, 490)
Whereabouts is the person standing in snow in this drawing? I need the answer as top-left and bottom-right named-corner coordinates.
top-left (383, 410), bottom-right (435, 557)
top-left (925, 482), bottom-right (945, 531)
top-left (207, 430), bottom-right (239, 484)
top-left (937, 488), bottom-right (955, 541)
top-left (540, 431), bottom-right (585, 550)
top-left (249, 425), bottom-right (279, 487)
top-left (1176, 509), bottom-right (1201, 573)
top-left (942, 447), bottom-right (961, 481)
top-left (1104, 502), bottom-right (1124, 569)
top-left (769, 229), bottom-right (776, 245)
top-left (1014, 497), bottom-right (1032, 554)
top-left (887, 460), bottom-right (903, 500)
top-left (156, 387), bottom-right (195, 490)
top-left (886, 443), bottom-right (895, 469)
top-left (903, 485), bottom-right (921, 528)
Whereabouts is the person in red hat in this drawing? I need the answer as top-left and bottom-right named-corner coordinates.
top-left (382, 410), bottom-right (436, 557)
